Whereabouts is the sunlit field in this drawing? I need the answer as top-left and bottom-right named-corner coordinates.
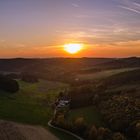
top-left (76, 67), bottom-right (139, 81)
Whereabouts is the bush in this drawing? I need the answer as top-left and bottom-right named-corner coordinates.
top-left (0, 75), bottom-right (19, 93)
top-left (112, 132), bottom-right (126, 140)
top-left (136, 122), bottom-right (140, 140)
top-left (73, 117), bottom-right (88, 136)
top-left (88, 125), bottom-right (98, 140)
top-left (97, 127), bottom-right (112, 140)
top-left (55, 114), bottom-right (65, 127)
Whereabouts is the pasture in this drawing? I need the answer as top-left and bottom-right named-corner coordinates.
top-left (76, 67), bottom-right (138, 81)
top-left (0, 80), bottom-right (78, 140)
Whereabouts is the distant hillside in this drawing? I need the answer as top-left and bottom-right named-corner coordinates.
top-left (103, 68), bottom-right (140, 86)
top-left (77, 57), bottom-right (140, 74)
top-left (96, 57), bottom-right (140, 69)
top-left (0, 58), bottom-right (114, 72)
top-left (0, 57), bottom-right (139, 83)
top-left (0, 58), bottom-right (37, 72)
top-left (0, 57), bottom-right (139, 73)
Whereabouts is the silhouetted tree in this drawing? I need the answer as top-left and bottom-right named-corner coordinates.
top-left (0, 75), bottom-right (19, 93)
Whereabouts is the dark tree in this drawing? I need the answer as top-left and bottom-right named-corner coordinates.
top-left (0, 75), bottom-right (19, 93)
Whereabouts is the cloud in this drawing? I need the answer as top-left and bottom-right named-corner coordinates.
top-left (72, 3), bottom-right (79, 8)
top-left (114, 40), bottom-right (140, 47)
top-left (119, 5), bottom-right (140, 14)
top-left (133, 2), bottom-right (140, 7)
top-left (117, 0), bottom-right (140, 14)
top-left (15, 44), bottom-right (26, 47)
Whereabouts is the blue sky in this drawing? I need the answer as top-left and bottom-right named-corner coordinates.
top-left (0, 0), bottom-right (140, 57)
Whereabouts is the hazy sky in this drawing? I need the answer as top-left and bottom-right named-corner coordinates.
top-left (0, 0), bottom-right (140, 58)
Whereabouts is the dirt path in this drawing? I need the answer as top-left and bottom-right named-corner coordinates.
top-left (0, 120), bottom-right (59, 140)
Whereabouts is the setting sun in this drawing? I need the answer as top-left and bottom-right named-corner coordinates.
top-left (64, 43), bottom-right (83, 54)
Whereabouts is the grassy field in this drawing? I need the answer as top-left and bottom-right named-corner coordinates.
top-left (68, 106), bottom-right (105, 127)
top-left (0, 80), bottom-right (79, 140)
top-left (76, 67), bottom-right (138, 81)
top-left (0, 80), bottom-right (67, 124)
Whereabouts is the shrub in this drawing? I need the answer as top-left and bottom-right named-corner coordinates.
top-left (55, 114), bottom-right (65, 127)
top-left (136, 122), bottom-right (140, 140)
top-left (97, 127), bottom-right (112, 140)
top-left (88, 125), bottom-right (98, 140)
top-left (112, 132), bottom-right (126, 140)
top-left (73, 117), bottom-right (88, 136)
top-left (0, 75), bottom-right (19, 93)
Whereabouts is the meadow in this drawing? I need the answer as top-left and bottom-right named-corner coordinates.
top-left (0, 80), bottom-right (79, 140)
top-left (76, 67), bottom-right (138, 81)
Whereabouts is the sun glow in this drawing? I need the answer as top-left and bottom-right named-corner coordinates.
top-left (64, 43), bottom-right (83, 54)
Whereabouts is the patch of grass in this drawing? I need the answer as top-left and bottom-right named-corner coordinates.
top-left (68, 106), bottom-right (105, 127)
top-left (0, 81), bottom-right (56, 125)
top-left (0, 98), bottom-right (52, 124)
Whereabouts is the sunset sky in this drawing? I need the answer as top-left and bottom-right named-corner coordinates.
top-left (0, 0), bottom-right (140, 58)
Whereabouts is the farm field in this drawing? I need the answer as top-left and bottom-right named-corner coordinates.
top-left (0, 80), bottom-right (67, 124)
top-left (0, 80), bottom-right (78, 140)
top-left (76, 67), bottom-right (138, 81)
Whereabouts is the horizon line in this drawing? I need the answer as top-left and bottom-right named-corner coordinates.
top-left (0, 56), bottom-right (139, 59)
